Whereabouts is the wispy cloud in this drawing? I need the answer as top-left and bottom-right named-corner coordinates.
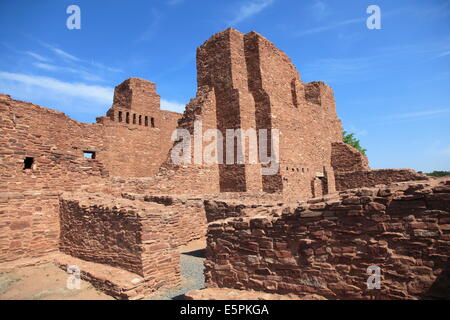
top-left (22, 35), bottom-right (123, 75)
top-left (0, 71), bottom-right (112, 104)
top-left (32, 63), bottom-right (104, 82)
top-left (302, 36), bottom-right (450, 84)
top-left (35, 39), bottom-right (82, 62)
top-left (161, 99), bottom-right (185, 112)
top-left (135, 9), bottom-right (162, 43)
top-left (296, 7), bottom-right (408, 37)
top-left (0, 71), bottom-right (186, 115)
top-left (228, 0), bottom-right (274, 26)
top-left (49, 47), bottom-right (81, 62)
top-left (90, 61), bottom-right (123, 73)
top-left (26, 51), bottom-right (50, 62)
top-left (297, 17), bottom-right (365, 37)
top-left (435, 51), bottom-right (450, 59)
top-left (385, 108), bottom-right (450, 120)
top-left (345, 124), bottom-right (368, 138)
top-left (369, 108), bottom-right (450, 127)
top-left (310, 0), bottom-right (330, 21)
top-left (301, 56), bottom-right (375, 83)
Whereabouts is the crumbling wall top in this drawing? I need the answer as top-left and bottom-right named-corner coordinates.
top-left (112, 77), bottom-right (160, 113)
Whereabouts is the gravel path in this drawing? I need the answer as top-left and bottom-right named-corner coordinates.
top-left (147, 245), bottom-right (205, 300)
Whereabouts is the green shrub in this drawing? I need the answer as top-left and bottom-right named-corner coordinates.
top-left (343, 131), bottom-right (367, 156)
top-left (426, 171), bottom-right (450, 177)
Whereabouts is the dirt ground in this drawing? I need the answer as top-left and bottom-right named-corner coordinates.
top-left (0, 238), bottom-right (206, 300)
top-left (0, 262), bottom-right (113, 300)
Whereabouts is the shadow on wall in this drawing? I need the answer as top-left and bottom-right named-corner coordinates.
top-left (424, 259), bottom-right (450, 300)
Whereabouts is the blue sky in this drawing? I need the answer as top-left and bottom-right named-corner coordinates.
top-left (0, 0), bottom-right (449, 172)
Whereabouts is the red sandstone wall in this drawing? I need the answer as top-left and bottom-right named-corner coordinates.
top-left (331, 142), bottom-right (370, 174)
top-left (141, 195), bottom-right (208, 245)
top-left (335, 169), bottom-right (430, 191)
top-left (204, 179), bottom-right (450, 299)
top-left (0, 86), bottom-right (181, 263)
top-left (59, 193), bottom-right (181, 289)
top-left (0, 95), bottom-right (109, 262)
top-left (158, 28), bottom-right (344, 198)
top-left (244, 32), bottom-right (342, 198)
top-left (0, 192), bottom-right (60, 263)
top-left (144, 86), bottom-right (221, 195)
top-left (99, 78), bottom-right (182, 178)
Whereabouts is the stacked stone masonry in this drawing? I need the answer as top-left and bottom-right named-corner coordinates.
top-left (204, 179), bottom-right (450, 300)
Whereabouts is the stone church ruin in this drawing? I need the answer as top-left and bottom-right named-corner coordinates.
top-left (0, 28), bottom-right (448, 300)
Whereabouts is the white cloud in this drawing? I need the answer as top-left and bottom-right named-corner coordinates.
top-left (26, 51), bottom-right (50, 62)
top-left (311, 0), bottom-right (330, 21)
top-left (0, 71), bottom-right (186, 115)
top-left (90, 61), bottom-right (123, 73)
top-left (135, 9), bottom-right (162, 43)
top-left (36, 40), bottom-right (81, 62)
top-left (386, 108), bottom-right (450, 120)
top-left (49, 47), bottom-right (81, 62)
top-left (296, 17), bottom-right (365, 37)
top-left (228, 0), bottom-right (274, 25)
top-left (301, 56), bottom-right (375, 84)
top-left (32, 62), bottom-right (104, 82)
top-left (32, 62), bottom-right (58, 71)
top-left (0, 71), bottom-right (113, 104)
top-left (161, 99), bottom-right (185, 112)
top-left (435, 51), bottom-right (450, 58)
top-left (296, 8), bottom-right (406, 37)
top-left (370, 108), bottom-right (450, 127)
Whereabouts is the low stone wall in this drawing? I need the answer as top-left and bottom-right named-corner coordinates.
top-left (335, 169), bottom-right (429, 191)
top-left (134, 194), bottom-right (208, 246)
top-left (205, 179), bottom-right (450, 299)
top-left (59, 193), bottom-right (181, 291)
top-left (204, 200), bottom-right (247, 223)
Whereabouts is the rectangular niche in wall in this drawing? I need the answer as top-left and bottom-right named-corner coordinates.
top-left (83, 151), bottom-right (96, 159)
top-left (23, 157), bottom-right (34, 170)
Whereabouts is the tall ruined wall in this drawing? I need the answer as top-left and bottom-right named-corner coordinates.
top-left (205, 179), bottom-right (450, 300)
top-left (154, 28), bottom-right (343, 198)
top-left (197, 28), bottom-right (262, 193)
top-left (244, 32), bottom-right (342, 198)
top-left (144, 86), bottom-right (222, 195)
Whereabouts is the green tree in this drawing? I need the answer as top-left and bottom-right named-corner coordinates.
top-left (343, 131), bottom-right (367, 156)
top-left (426, 171), bottom-right (450, 177)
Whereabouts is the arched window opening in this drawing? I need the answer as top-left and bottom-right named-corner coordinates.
top-left (118, 111), bottom-right (123, 122)
top-left (126, 112), bottom-right (130, 124)
top-left (145, 116), bottom-right (148, 127)
top-left (139, 115), bottom-right (142, 125)
top-left (151, 117), bottom-right (155, 128)
top-left (133, 114), bottom-right (137, 124)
